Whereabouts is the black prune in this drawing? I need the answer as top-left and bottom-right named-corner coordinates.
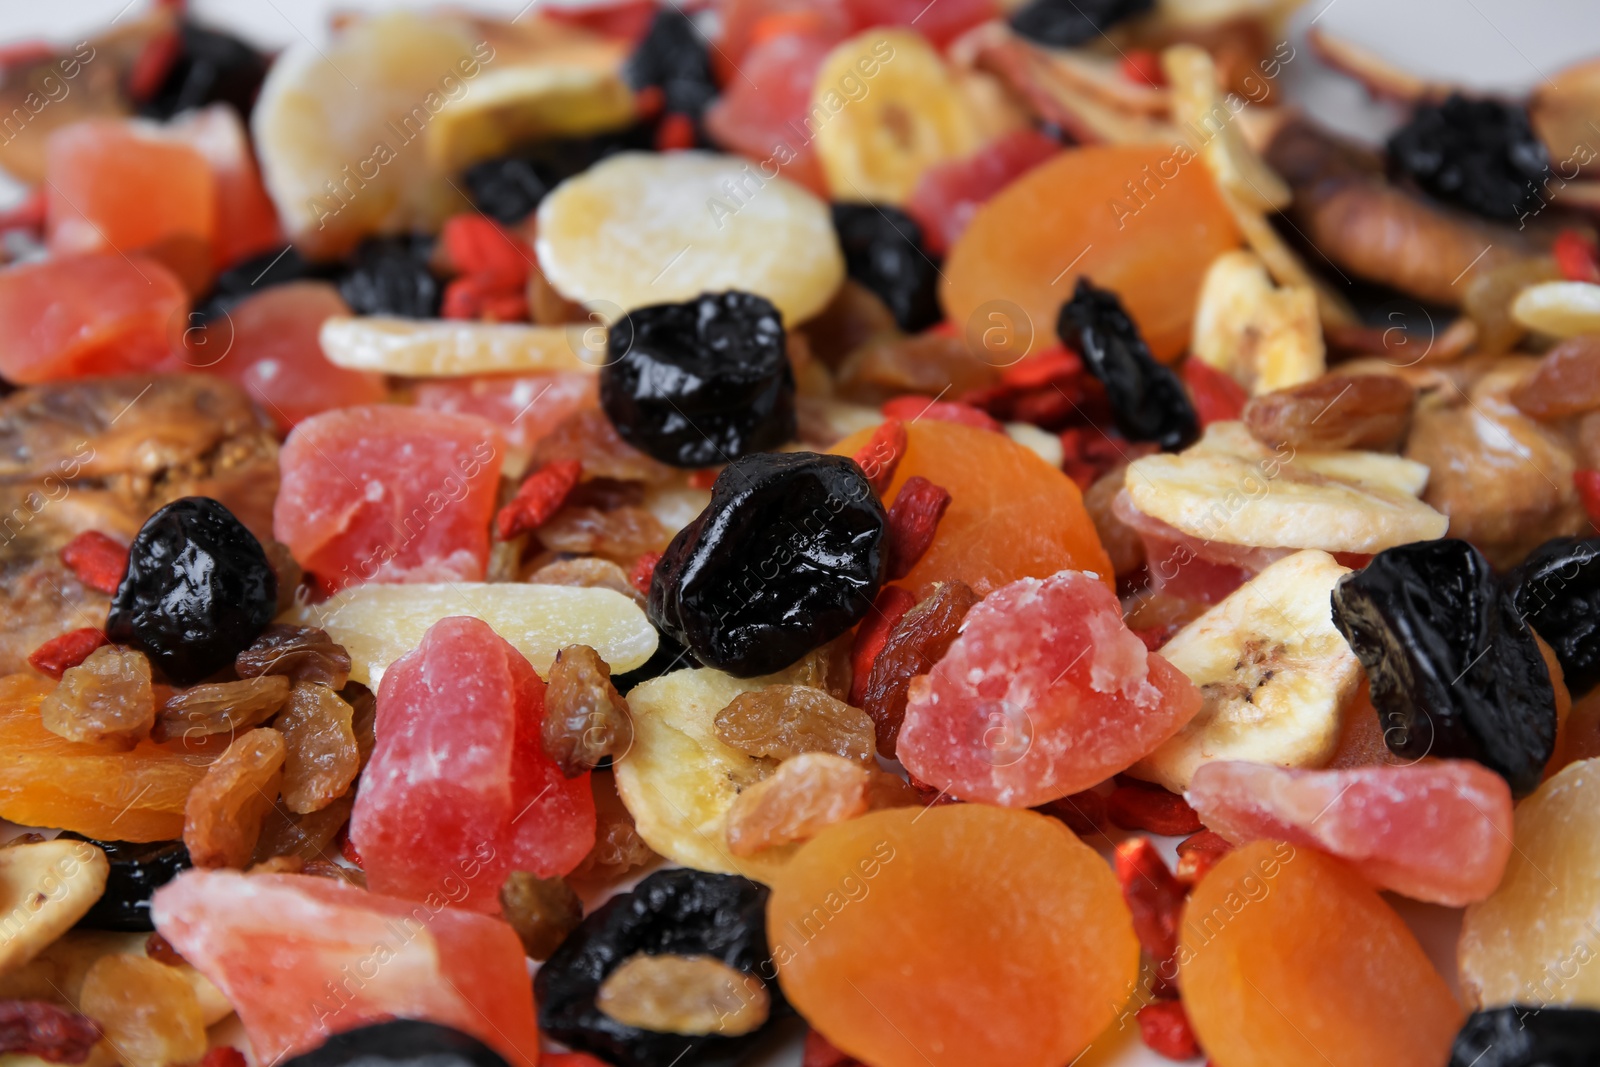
top-left (625, 9), bottom-right (717, 122)
top-left (830, 204), bottom-right (942, 333)
top-left (1387, 94), bottom-right (1549, 221)
top-left (610, 627), bottom-right (701, 694)
top-left (137, 21), bottom-right (270, 121)
top-left (1057, 278), bottom-right (1198, 451)
top-left (278, 1021), bottom-right (509, 1067)
top-left (60, 836), bottom-right (190, 932)
top-left (1450, 1006), bottom-right (1600, 1067)
top-left (1505, 536), bottom-right (1600, 698)
top-left (107, 497), bottom-right (278, 685)
top-left (195, 246), bottom-right (328, 322)
top-left (1330, 538), bottom-right (1557, 796)
top-left (649, 451), bottom-right (887, 677)
top-left (601, 291), bottom-right (796, 467)
top-left (535, 868), bottom-right (782, 1067)
top-left (1010, 0), bottom-right (1155, 48)
top-left (462, 156), bottom-right (551, 226)
top-left (337, 236), bottom-right (440, 318)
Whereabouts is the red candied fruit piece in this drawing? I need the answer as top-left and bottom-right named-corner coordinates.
top-left (541, 1055), bottom-right (615, 1067)
top-left (0, 252), bottom-right (186, 383)
top-left (703, 30), bottom-right (836, 195)
top-left (544, 0), bottom-right (658, 43)
top-left (273, 406), bottom-right (504, 590)
top-left (1106, 780), bottom-right (1205, 836)
top-left (906, 128), bottom-right (1061, 255)
top-left (1120, 49), bottom-right (1167, 88)
top-left (898, 570), bottom-right (1203, 807)
top-left (349, 616), bottom-right (595, 910)
top-left (442, 275), bottom-right (528, 322)
top-left (413, 372), bottom-right (598, 458)
top-left (852, 417), bottom-right (907, 496)
top-left (1577, 469), bottom-right (1600, 529)
top-left (28, 629), bottom-right (109, 681)
top-left (848, 585), bottom-right (917, 706)
top-left (655, 112), bottom-right (697, 152)
top-left (879, 396), bottom-right (1001, 433)
top-left (1174, 829), bottom-right (1234, 885)
top-left (151, 870), bottom-right (540, 1067)
top-left (198, 1048), bottom-right (248, 1067)
top-left (884, 476), bottom-right (951, 581)
top-left (168, 105), bottom-right (283, 271)
top-left (803, 1029), bottom-right (866, 1067)
top-left (1114, 837), bottom-right (1185, 980)
top-left (1182, 357), bottom-right (1248, 427)
top-left (495, 459), bottom-right (583, 540)
top-left (59, 531), bottom-right (129, 595)
top-left (1036, 789), bottom-right (1107, 836)
top-left (630, 551), bottom-right (661, 596)
top-left (843, 0), bottom-right (996, 46)
top-left (1137, 1001), bottom-right (1201, 1060)
top-left (1001, 344), bottom-right (1083, 390)
top-left (1554, 229), bottom-right (1600, 283)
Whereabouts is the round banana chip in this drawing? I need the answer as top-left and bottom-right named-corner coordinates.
top-left (534, 151), bottom-right (845, 326)
top-left (1511, 280), bottom-right (1600, 338)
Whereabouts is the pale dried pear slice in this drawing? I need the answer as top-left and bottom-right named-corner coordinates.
top-left (320, 317), bottom-right (602, 377)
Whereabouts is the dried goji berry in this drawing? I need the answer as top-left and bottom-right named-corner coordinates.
top-left (1107, 781), bottom-right (1205, 836)
top-left (852, 417), bottom-right (907, 496)
top-left (802, 1029), bottom-right (866, 1067)
top-left (1554, 229), bottom-right (1600, 283)
top-left (338, 831), bottom-right (364, 869)
top-left (655, 112), bottom-right (697, 152)
top-left (1120, 48), bottom-right (1166, 88)
top-left (1114, 837), bottom-right (1185, 971)
top-left (884, 476), bottom-right (951, 580)
top-left (879, 396), bottom-right (1002, 433)
top-left (1000, 345), bottom-right (1083, 390)
top-left (688, 468), bottom-right (720, 489)
top-left (480, 289), bottom-right (529, 323)
top-left (27, 628), bottom-right (109, 681)
top-left (1174, 829), bottom-right (1234, 885)
top-left (496, 459), bottom-right (584, 540)
top-left (1577, 469), bottom-right (1600, 529)
top-left (127, 29), bottom-right (181, 102)
top-left (199, 1048), bottom-right (250, 1067)
top-left (59, 530), bottom-right (129, 595)
top-left (1137, 1000), bottom-right (1202, 1060)
top-left (1131, 627), bottom-right (1168, 652)
top-left (0, 999), bottom-right (102, 1063)
top-left (1060, 428), bottom-right (1156, 491)
top-left (144, 932), bottom-right (185, 966)
top-left (631, 551), bottom-right (661, 596)
top-left (1036, 789), bottom-right (1106, 836)
top-left (1182, 358), bottom-right (1247, 427)
top-left (848, 585), bottom-right (917, 706)
top-left (442, 213), bottom-right (531, 284)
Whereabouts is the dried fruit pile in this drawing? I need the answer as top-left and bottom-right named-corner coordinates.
top-left (0, 3), bottom-right (1595, 1067)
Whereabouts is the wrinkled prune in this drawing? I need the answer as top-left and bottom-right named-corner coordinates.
top-left (649, 452), bottom-right (887, 677)
top-left (1387, 94), bottom-right (1550, 221)
top-left (1506, 536), bottom-right (1600, 697)
top-left (535, 868), bottom-right (783, 1067)
top-left (1010, 0), bottom-right (1155, 47)
top-left (62, 835), bottom-right (191, 931)
top-left (461, 156), bottom-right (551, 226)
top-left (625, 9), bottom-right (717, 121)
top-left (601, 291), bottom-right (796, 467)
top-left (107, 497), bottom-right (278, 685)
top-left (138, 21), bottom-right (270, 121)
top-left (337, 236), bottom-right (440, 318)
top-left (196, 246), bottom-right (327, 321)
top-left (1450, 1007), bottom-right (1600, 1067)
top-left (1331, 538), bottom-right (1556, 795)
top-left (278, 1021), bottom-right (509, 1067)
top-left (1057, 278), bottom-right (1198, 451)
top-left (830, 205), bottom-right (941, 333)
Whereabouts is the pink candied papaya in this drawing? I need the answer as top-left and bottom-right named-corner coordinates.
top-left (273, 405), bottom-right (504, 589)
top-left (412, 371), bottom-right (599, 459)
top-left (151, 869), bottom-right (540, 1067)
top-left (897, 569), bottom-right (1202, 807)
top-left (349, 616), bottom-right (594, 911)
top-left (167, 104), bottom-right (283, 270)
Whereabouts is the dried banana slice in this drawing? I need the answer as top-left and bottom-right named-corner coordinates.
top-left (1192, 250), bottom-right (1325, 395)
top-left (535, 152), bottom-right (844, 326)
top-left (1163, 44), bottom-right (1290, 213)
top-left (320, 317), bottom-right (602, 377)
top-left (1131, 550), bottom-right (1363, 792)
top-left (0, 839), bottom-right (109, 972)
top-left (1195, 421), bottom-right (1432, 498)
top-left (813, 29), bottom-right (984, 204)
top-left (1511, 280), bottom-right (1600, 338)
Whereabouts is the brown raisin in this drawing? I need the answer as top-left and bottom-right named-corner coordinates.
top-left (499, 871), bottom-right (584, 961)
top-left (235, 624), bottom-right (352, 688)
top-left (537, 505), bottom-right (669, 563)
top-left (1511, 335), bottom-right (1600, 421)
top-left (862, 581), bottom-right (979, 757)
top-left (151, 675), bottom-right (291, 744)
top-left (596, 953), bottom-right (771, 1037)
top-left (0, 1000), bottom-right (101, 1063)
top-left (39, 645), bottom-right (155, 750)
top-left (713, 685), bottom-right (876, 765)
top-left (724, 752), bottom-right (870, 856)
top-left (533, 409), bottom-right (675, 483)
top-left (344, 682), bottom-right (378, 766)
top-left (274, 683), bottom-right (360, 815)
top-left (542, 644), bottom-right (632, 778)
top-left (527, 557), bottom-right (644, 605)
top-left (183, 727), bottom-right (285, 868)
top-left (776, 631), bottom-right (853, 702)
top-left (251, 793), bottom-right (354, 866)
top-left (834, 333), bottom-right (1000, 406)
top-left (1242, 374), bottom-right (1416, 452)
top-left (569, 771), bottom-right (657, 883)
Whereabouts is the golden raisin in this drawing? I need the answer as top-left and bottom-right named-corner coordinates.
top-left (1463, 255), bottom-right (1561, 355)
top-left (543, 644), bottom-right (633, 778)
top-left (596, 953), bottom-right (771, 1037)
top-left (251, 793), bottom-right (354, 867)
top-left (714, 685), bottom-right (876, 765)
top-left (725, 752), bottom-right (871, 856)
top-left (1243, 374), bottom-right (1416, 452)
top-left (273, 683), bottom-right (360, 814)
top-left (39, 646), bottom-right (155, 750)
top-left (235, 624), bottom-right (352, 688)
top-left (1510, 335), bottom-right (1600, 421)
top-left (834, 333), bottom-right (1000, 406)
top-left (569, 770), bottom-right (657, 883)
top-left (499, 870), bottom-right (584, 961)
top-left (151, 675), bottom-right (291, 744)
top-left (78, 954), bottom-right (206, 1067)
top-left (183, 727), bottom-right (285, 868)
top-left (863, 581), bottom-right (980, 757)
top-left (528, 557), bottom-right (644, 605)
top-left (776, 632), bottom-right (854, 702)
top-left (533, 409), bottom-right (675, 483)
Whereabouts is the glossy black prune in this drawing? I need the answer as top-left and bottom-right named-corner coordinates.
top-left (138, 21), bottom-right (270, 121)
top-left (1505, 536), bottom-right (1600, 697)
top-left (1387, 94), bottom-right (1549, 221)
top-left (462, 157), bottom-right (551, 226)
top-left (649, 451), bottom-right (887, 677)
top-left (337, 236), bottom-right (440, 318)
top-left (601, 291), bottom-right (796, 468)
top-left (535, 868), bottom-right (782, 1067)
top-left (625, 9), bottom-right (717, 122)
top-left (61, 836), bottom-right (190, 932)
top-left (830, 204), bottom-right (942, 333)
top-left (107, 497), bottom-right (278, 685)
top-left (278, 1020), bottom-right (509, 1067)
top-left (1449, 1006), bottom-right (1600, 1067)
top-left (1057, 277), bottom-right (1198, 450)
top-left (1010, 0), bottom-right (1155, 48)
top-left (1331, 538), bottom-right (1557, 796)
top-left (610, 627), bottom-right (700, 694)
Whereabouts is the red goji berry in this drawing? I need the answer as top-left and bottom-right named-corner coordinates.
top-left (480, 289), bottom-right (529, 323)
top-left (633, 84), bottom-right (665, 120)
top-left (59, 530), bottom-right (130, 595)
top-left (848, 585), bottom-right (917, 706)
top-left (885, 476), bottom-right (951, 580)
top-left (198, 1049), bottom-right (248, 1067)
top-left (540, 1055), bottom-right (613, 1067)
top-left (1137, 1000), bottom-right (1202, 1060)
top-left (1553, 229), bottom-right (1600, 283)
top-left (1182, 358), bottom-right (1247, 427)
top-left (0, 1000), bottom-right (102, 1063)
top-left (1107, 780), bottom-right (1205, 836)
top-left (442, 214), bottom-right (531, 284)
top-left (1009, 388), bottom-right (1078, 428)
top-left (441, 276), bottom-right (486, 320)
top-left (1175, 829), bottom-right (1235, 885)
top-left (1060, 428), bottom-right (1155, 491)
top-left (1000, 344), bottom-right (1084, 390)
top-left (338, 832), bottom-right (364, 869)
top-left (802, 1029), bottom-right (866, 1067)
top-left (1577, 470), bottom-right (1600, 529)
top-left (879, 396), bottom-right (1002, 433)
top-left (0, 187), bottom-right (47, 234)
top-left (655, 112), bottom-right (697, 152)
top-left (1120, 48), bottom-right (1166, 88)
top-left (851, 417), bottom-right (907, 496)
top-left (28, 628), bottom-right (108, 680)
top-left (630, 551), bottom-right (661, 597)
top-left (687, 468), bottom-right (720, 490)
top-left (127, 29), bottom-right (182, 102)
top-left (144, 931), bottom-right (185, 966)
top-left (495, 460), bottom-right (583, 540)
top-left (1114, 837), bottom-right (1185, 971)
top-left (1036, 789), bottom-right (1106, 836)
top-left (1131, 627), bottom-right (1168, 652)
